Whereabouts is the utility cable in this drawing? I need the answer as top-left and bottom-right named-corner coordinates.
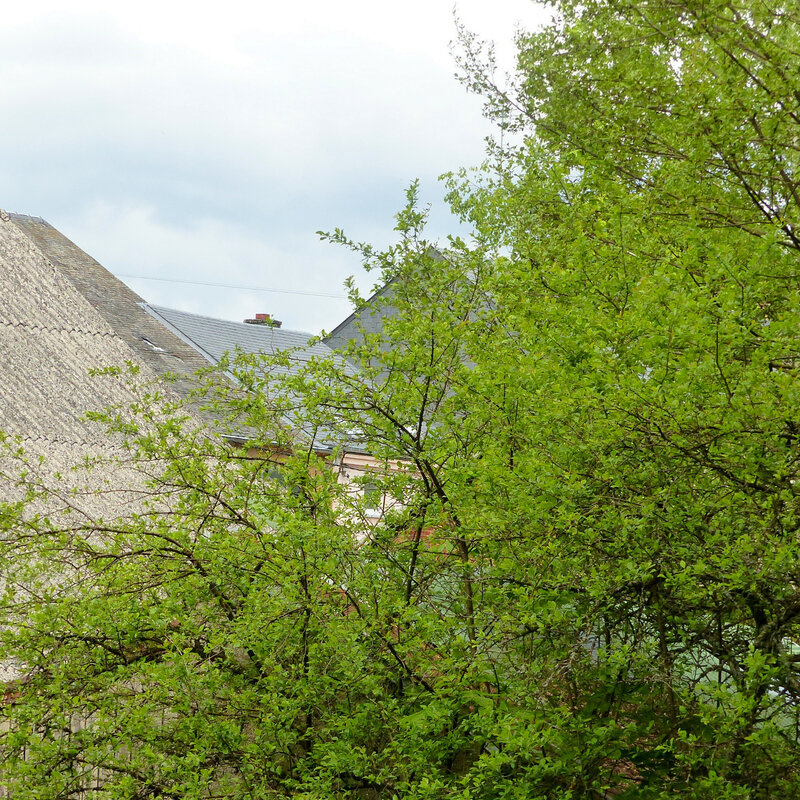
top-left (115, 273), bottom-right (347, 299)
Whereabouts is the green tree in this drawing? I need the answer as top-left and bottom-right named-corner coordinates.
top-left (446, 0), bottom-right (800, 795)
top-left (4, 1), bottom-right (800, 797)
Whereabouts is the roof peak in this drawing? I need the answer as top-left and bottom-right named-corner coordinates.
top-left (148, 304), bottom-right (313, 338)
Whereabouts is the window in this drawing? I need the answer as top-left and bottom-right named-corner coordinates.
top-left (363, 483), bottom-right (382, 515)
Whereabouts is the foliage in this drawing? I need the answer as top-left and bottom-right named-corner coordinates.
top-left (4, 1), bottom-right (800, 797)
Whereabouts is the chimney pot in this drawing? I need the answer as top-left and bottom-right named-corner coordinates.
top-left (244, 313), bottom-right (282, 328)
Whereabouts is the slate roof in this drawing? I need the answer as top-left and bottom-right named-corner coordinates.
top-left (142, 304), bottom-right (358, 452)
top-left (323, 280), bottom-right (396, 362)
top-left (143, 304), bottom-right (339, 373)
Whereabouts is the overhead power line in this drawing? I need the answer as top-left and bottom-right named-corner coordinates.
top-left (115, 273), bottom-right (347, 299)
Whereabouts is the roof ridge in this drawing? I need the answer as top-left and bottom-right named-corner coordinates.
top-left (148, 304), bottom-right (317, 339)
top-left (323, 278), bottom-right (396, 343)
top-left (7, 212), bottom-right (50, 225)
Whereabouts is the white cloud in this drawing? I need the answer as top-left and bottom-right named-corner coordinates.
top-left (1, 0), bottom-right (548, 328)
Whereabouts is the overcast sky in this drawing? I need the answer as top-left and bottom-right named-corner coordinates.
top-left (2, 0), bottom-right (548, 333)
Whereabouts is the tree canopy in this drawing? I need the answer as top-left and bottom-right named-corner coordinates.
top-left (4, 1), bottom-right (800, 797)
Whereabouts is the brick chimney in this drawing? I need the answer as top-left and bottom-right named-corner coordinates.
top-left (244, 313), bottom-right (282, 328)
